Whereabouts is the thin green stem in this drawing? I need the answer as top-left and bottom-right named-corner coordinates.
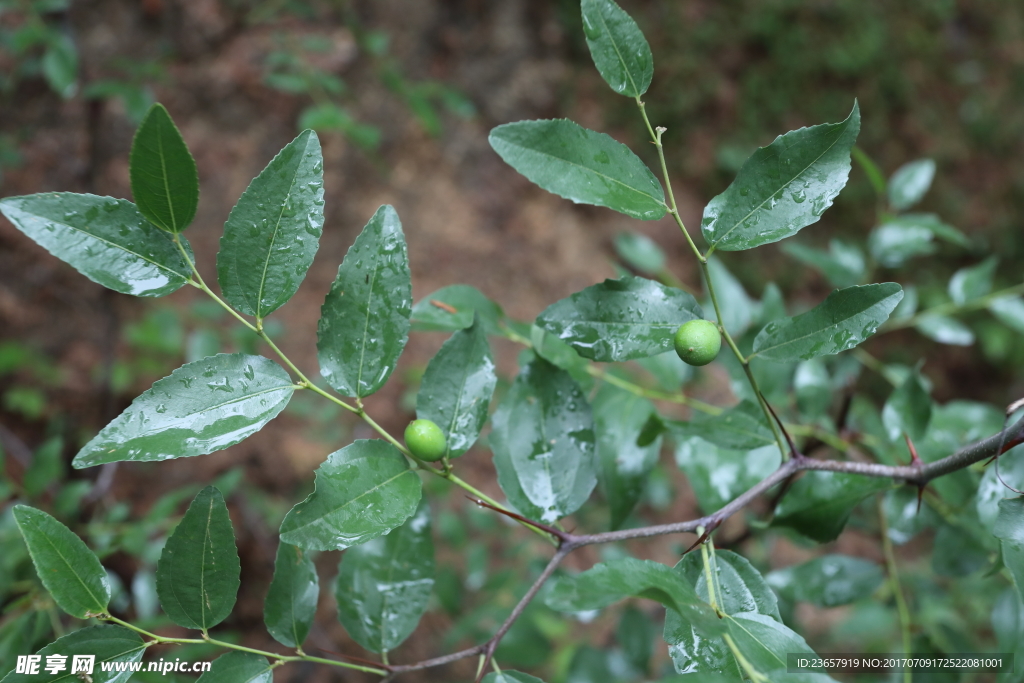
top-left (877, 498), bottom-right (913, 683)
top-left (585, 364), bottom-right (722, 414)
top-left (883, 281), bottom-right (1024, 332)
top-left (697, 527), bottom-right (721, 615)
top-left (723, 633), bottom-right (769, 683)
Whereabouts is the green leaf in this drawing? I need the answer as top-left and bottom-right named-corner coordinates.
top-left (0, 625), bottom-right (145, 683)
top-left (279, 440), bottom-right (421, 551)
top-left (0, 193), bottom-right (194, 297)
top-left (881, 369), bottom-right (932, 442)
top-left (156, 486), bottom-right (240, 630)
top-left (416, 318), bottom-right (497, 459)
top-left (851, 146), bottom-right (886, 196)
top-left (263, 543), bottom-right (318, 648)
top-left (990, 296), bottom-right (1024, 334)
top-left (773, 472), bottom-right (891, 543)
top-left (546, 558), bottom-right (722, 636)
top-left (766, 555), bottom-right (883, 607)
top-left (196, 652), bottom-right (273, 683)
top-left (580, 0), bottom-right (653, 97)
top-left (12, 506), bottom-right (109, 619)
top-left (618, 605), bottom-right (656, 673)
top-left (481, 672), bottom-right (547, 683)
top-left (674, 438), bottom-right (780, 514)
top-left (73, 354), bottom-right (295, 468)
top-left (489, 119), bottom-right (666, 221)
top-left (991, 588), bottom-right (1024, 683)
top-left (614, 231), bottom-right (665, 274)
top-left (593, 385), bottom-right (661, 530)
top-left (931, 522), bottom-right (990, 577)
top-left (42, 34), bottom-right (78, 99)
top-left (411, 284), bottom-right (505, 334)
top-left (751, 283), bottom-right (903, 362)
top-left (948, 256), bottom-right (997, 305)
top-left (994, 497), bottom-right (1024, 603)
top-left (914, 314), bottom-right (974, 346)
top-left (723, 613), bottom-right (835, 682)
top-left (129, 103), bottom-right (198, 233)
top-left (535, 275), bottom-right (703, 362)
top-left (490, 358), bottom-right (596, 523)
top-left (868, 213), bottom-right (966, 268)
top-left (530, 325), bottom-right (594, 389)
top-left (701, 103), bottom-right (860, 252)
top-left (887, 159), bottom-right (935, 211)
top-left (336, 500), bottom-right (434, 653)
top-left (317, 205), bottom-right (411, 398)
top-left (704, 257), bottom-right (755, 337)
top-left (669, 401), bottom-right (774, 451)
top-left (217, 130), bottom-right (325, 319)
top-left (781, 239), bottom-right (865, 288)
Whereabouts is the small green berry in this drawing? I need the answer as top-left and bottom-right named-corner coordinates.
top-left (674, 319), bottom-right (722, 366)
top-left (404, 419), bottom-right (447, 461)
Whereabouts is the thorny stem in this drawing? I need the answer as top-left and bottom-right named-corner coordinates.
top-left (878, 499), bottom-right (913, 683)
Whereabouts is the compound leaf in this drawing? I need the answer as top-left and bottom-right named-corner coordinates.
top-left (73, 354), bottom-right (295, 468)
top-left (581, 0), bottom-right (653, 97)
top-left (129, 103), bottom-right (198, 233)
top-left (218, 129), bottom-right (325, 319)
top-left (264, 543), bottom-right (319, 648)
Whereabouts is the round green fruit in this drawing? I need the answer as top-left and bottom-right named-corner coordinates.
top-left (674, 319), bottom-right (722, 366)
top-left (404, 419), bottom-right (448, 461)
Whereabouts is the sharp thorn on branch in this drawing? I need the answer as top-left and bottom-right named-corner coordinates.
top-left (466, 496), bottom-right (566, 543)
top-left (903, 433), bottom-right (923, 466)
top-left (683, 520), bottom-right (721, 555)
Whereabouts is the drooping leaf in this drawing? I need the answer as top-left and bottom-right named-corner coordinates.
top-left (13, 506), bottom-right (110, 619)
top-left (410, 284), bottom-right (505, 334)
top-left (156, 486), bottom-right (240, 630)
top-left (481, 672), bottom-right (547, 683)
top-left (264, 543), bottom-right (319, 648)
top-left (335, 500), bottom-right (434, 653)
top-left (887, 159), bottom-right (935, 211)
top-left (781, 239), bottom-right (865, 288)
top-left (948, 256), bottom-right (997, 306)
top-left (317, 205), bottom-right (411, 398)
top-left (674, 438), bottom-right (781, 514)
top-left (490, 358), bottom-right (596, 524)
top-left (489, 119), bottom-right (666, 221)
top-left (766, 555), bottom-right (883, 607)
top-left (129, 103), bottom-right (198, 233)
top-left (279, 440), bottom-right (421, 551)
top-left (196, 652), bottom-right (273, 683)
top-left (881, 369), bottom-right (932, 442)
top-left (416, 318), bottom-right (497, 459)
top-left (535, 275), bottom-right (703, 362)
top-left (580, 0), bottom-right (653, 97)
top-left (751, 283), bottom-right (903, 362)
top-left (217, 130), bottom-right (325, 319)
top-left (0, 193), bottom-right (194, 297)
top-left (593, 385), bottom-right (661, 530)
top-left (546, 558), bottom-right (722, 636)
top-left (73, 354), bottom-right (295, 468)
top-left (668, 401), bottom-right (774, 451)
top-left (701, 103), bottom-right (860, 252)
top-left (772, 472), bottom-right (891, 543)
top-left (614, 231), bottom-right (665, 274)
top-left (989, 296), bottom-right (1024, 335)
top-left (0, 625), bottom-right (145, 683)
top-left (994, 498), bottom-right (1024, 603)
top-left (914, 314), bottom-right (974, 346)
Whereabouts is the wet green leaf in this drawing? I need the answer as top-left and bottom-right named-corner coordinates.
top-left (264, 543), bottom-right (318, 648)
top-left (546, 558), bottom-right (722, 636)
top-left (766, 555), bottom-right (883, 607)
top-left (594, 385), bottom-right (661, 530)
top-left (781, 239), bottom-right (865, 288)
top-left (0, 193), bottom-right (194, 297)
top-left (669, 401), bottom-right (774, 450)
top-left (991, 588), bottom-right (1024, 683)
top-left (416, 318), bottom-right (496, 458)
top-left (535, 276), bottom-right (703, 362)
top-left (994, 498), bottom-right (1024, 603)
top-left (218, 130), bottom-right (325, 319)
top-left (530, 326), bottom-right (594, 389)
top-left (751, 283), bottom-right (903, 362)
top-left (491, 358), bottom-right (596, 523)
top-left (723, 613), bottom-right (834, 682)
top-left (481, 672), bottom-right (547, 683)
top-left (73, 354), bottom-right (295, 468)
top-left (581, 0), bottom-right (653, 97)
top-left (317, 205), bottom-right (411, 398)
top-left (129, 104), bottom-right (198, 233)
top-left (13, 506), bottom-right (109, 619)
top-left (196, 652), bottom-right (273, 683)
top-left (336, 500), bottom-right (434, 653)
top-left (279, 440), bottom-right (421, 551)
top-left (614, 231), bottom-right (665, 274)
top-left (156, 486), bottom-right (240, 630)
top-left (773, 472), bottom-right (892, 543)
top-left (0, 625), bottom-right (145, 683)
top-left (881, 369), bottom-right (931, 441)
top-left (914, 314), bottom-right (974, 346)
top-left (887, 159), bottom-right (935, 211)
top-left (674, 438), bottom-right (780, 514)
top-left (701, 103), bottom-right (859, 252)
top-left (948, 256), bottom-right (997, 305)
top-left (989, 296), bottom-right (1024, 334)
top-left (411, 284), bottom-right (504, 334)
top-left (489, 119), bottom-right (666, 221)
